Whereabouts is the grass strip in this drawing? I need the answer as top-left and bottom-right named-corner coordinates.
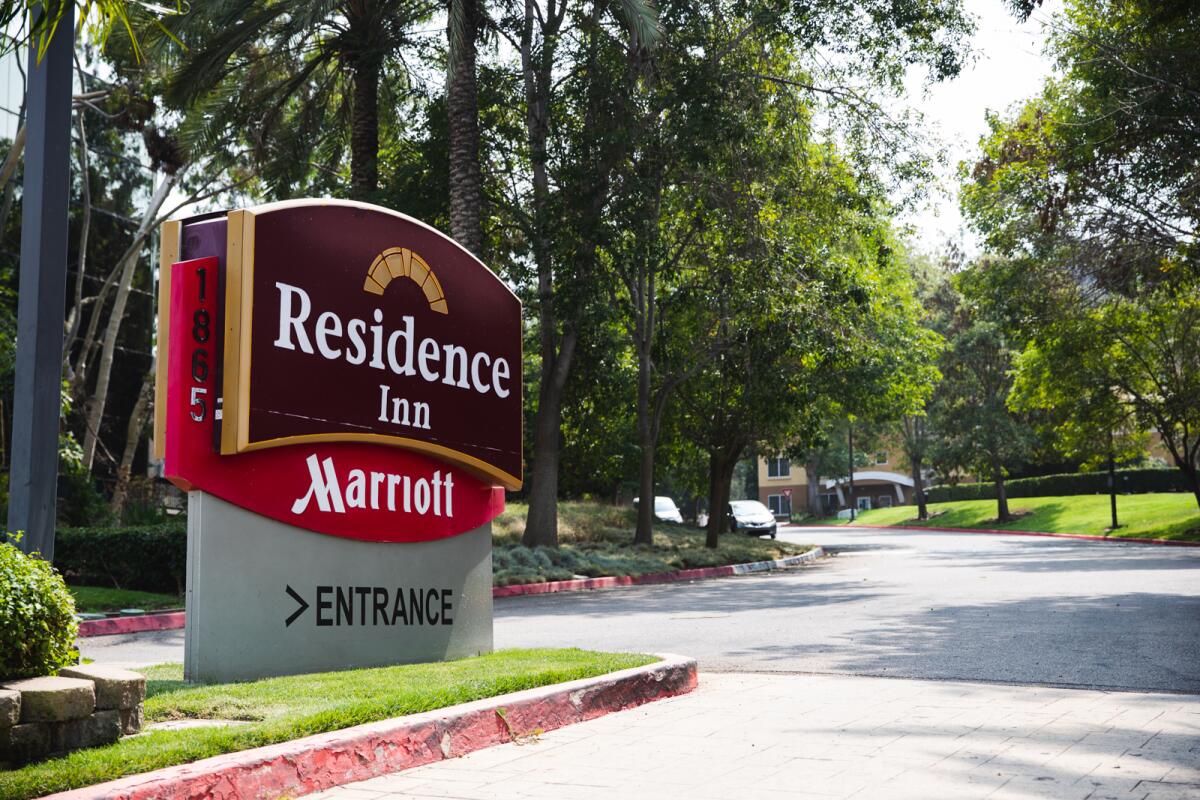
top-left (0, 648), bottom-right (655, 800)
top-left (68, 586), bottom-right (183, 613)
top-left (492, 501), bottom-right (809, 586)
top-left (805, 493), bottom-right (1200, 542)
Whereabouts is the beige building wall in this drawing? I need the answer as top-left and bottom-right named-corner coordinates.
top-left (756, 439), bottom-right (914, 519)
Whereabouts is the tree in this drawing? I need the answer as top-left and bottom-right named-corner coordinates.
top-left (961, 0), bottom-right (1200, 508)
top-left (161, 0), bottom-right (432, 199)
top-left (930, 313), bottom-right (1033, 522)
top-left (511, 0), bottom-right (659, 548)
top-left (1008, 280), bottom-right (1200, 508)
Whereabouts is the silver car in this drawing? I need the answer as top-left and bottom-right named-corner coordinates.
top-left (727, 500), bottom-right (778, 539)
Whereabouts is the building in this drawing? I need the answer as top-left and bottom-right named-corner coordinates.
top-left (756, 447), bottom-right (922, 519)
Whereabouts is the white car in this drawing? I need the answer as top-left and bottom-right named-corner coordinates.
top-left (633, 496), bottom-right (684, 524)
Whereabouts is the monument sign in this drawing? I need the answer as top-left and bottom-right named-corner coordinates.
top-left (155, 200), bottom-right (520, 682)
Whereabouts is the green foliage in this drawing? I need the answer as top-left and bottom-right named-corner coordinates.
top-left (0, 649), bottom-right (654, 800)
top-left (928, 468), bottom-right (1189, 503)
top-left (54, 522), bottom-right (187, 594)
top-left (56, 434), bottom-right (114, 527)
top-left (0, 538), bottom-right (79, 680)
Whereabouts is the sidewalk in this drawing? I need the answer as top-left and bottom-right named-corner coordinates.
top-left (307, 672), bottom-right (1200, 800)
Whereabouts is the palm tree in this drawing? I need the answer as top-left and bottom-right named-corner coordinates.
top-left (162, 0), bottom-right (434, 199)
top-left (447, 0), bottom-right (482, 254)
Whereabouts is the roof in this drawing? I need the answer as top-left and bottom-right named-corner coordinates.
top-left (823, 471), bottom-right (915, 490)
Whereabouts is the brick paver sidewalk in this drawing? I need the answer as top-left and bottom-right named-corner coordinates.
top-left (308, 672), bottom-right (1200, 800)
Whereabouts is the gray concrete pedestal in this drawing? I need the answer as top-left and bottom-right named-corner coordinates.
top-left (185, 491), bottom-right (493, 683)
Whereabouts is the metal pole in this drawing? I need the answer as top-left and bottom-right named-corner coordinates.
top-left (7, 7), bottom-right (75, 560)
top-left (847, 422), bottom-right (856, 522)
top-left (1108, 429), bottom-right (1118, 530)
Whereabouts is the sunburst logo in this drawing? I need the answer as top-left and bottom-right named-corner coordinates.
top-left (364, 247), bottom-right (448, 314)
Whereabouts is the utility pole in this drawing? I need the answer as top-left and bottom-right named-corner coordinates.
top-left (847, 422), bottom-right (856, 522)
top-left (7, 6), bottom-right (75, 560)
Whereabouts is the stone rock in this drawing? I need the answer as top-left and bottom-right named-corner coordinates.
top-left (0, 689), bottom-right (20, 727)
top-left (118, 704), bottom-right (144, 735)
top-left (54, 710), bottom-right (121, 752)
top-left (60, 665), bottom-right (146, 710)
top-left (1, 722), bottom-right (52, 764)
top-left (0, 677), bottom-right (95, 723)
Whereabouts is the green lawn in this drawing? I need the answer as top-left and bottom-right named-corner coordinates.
top-left (491, 501), bottom-right (809, 585)
top-left (0, 648), bottom-right (654, 800)
top-left (810, 493), bottom-right (1200, 542)
top-left (68, 586), bottom-right (183, 613)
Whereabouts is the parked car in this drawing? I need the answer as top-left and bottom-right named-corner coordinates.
top-left (727, 500), bottom-right (777, 538)
top-left (633, 496), bottom-right (684, 524)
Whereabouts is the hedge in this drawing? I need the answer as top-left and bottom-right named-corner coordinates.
top-left (53, 522), bottom-right (187, 594)
top-left (927, 468), bottom-right (1191, 503)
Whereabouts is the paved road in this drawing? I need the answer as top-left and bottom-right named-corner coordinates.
top-left (82, 526), bottom-right (1200, 694)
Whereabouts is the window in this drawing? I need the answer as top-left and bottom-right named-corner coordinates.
top-left (877, 495), bottom-right (893, 508)
top-left (875, 451), bottom-right (888, 465)
top-left (766, 456), bottom-right (790, 478)
top-left (767, 494), bottom-right (791, 517)
top-left (856, 496), bottom-right (872, 511)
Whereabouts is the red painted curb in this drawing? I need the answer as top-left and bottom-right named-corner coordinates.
top-left (790, 522), bottom-right (1200, 547)
top-left (44, 654), bottom-right (698, 800)
top-left (77, 611), bottom-right (186, 638)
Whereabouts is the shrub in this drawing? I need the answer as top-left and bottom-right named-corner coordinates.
top-left (0, 538), bottom-right (79, 679)
top-left (927, 468), bottom-right (1190, 503)
top-left (54, 522), bottom-right (187, 594)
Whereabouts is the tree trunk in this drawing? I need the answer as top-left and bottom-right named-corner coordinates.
top-left (81, 173), bottom-right (176, 469)
top-left (518, 5), bottom-right (568, 548)
top-left (705, 444), bottom-right (742, 547)
top-left (110, 371), bottom-right (153, 519)
top-left (64, 111), bottom-right (91, 357)
top-left (634, 434), bottom-right (656, 546)
top-left (350, 56), bottom-right (380, 199)
top-left (447, 0), bottom-right (482, 255)
top-left (632, 338), bottom-right (655, 545)
top-left (912, 454), bottom-right (928, 520)
top-left (995, 470), bottom-right (1010, 522)
top-left (522, 329), bottom-right (576, 548)
top-left (0, 122), bottom-right (25, 234)
top-left (805, 458), bottom-right (820, 517)
top-left (705, 453), bottom-right (724, 548)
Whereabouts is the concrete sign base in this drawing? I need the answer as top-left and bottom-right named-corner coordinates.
top-left (184, 491), bottom-right (493, 683)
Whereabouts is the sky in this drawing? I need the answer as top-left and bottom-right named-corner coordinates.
top-left (897, 0), bottom-right (1064, 255)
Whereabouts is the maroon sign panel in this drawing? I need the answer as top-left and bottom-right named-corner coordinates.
top-left (223, 201), bottom-right (523, 490)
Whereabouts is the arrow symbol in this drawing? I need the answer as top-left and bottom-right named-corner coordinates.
top-left (285, 585), bottom-right (309, 627)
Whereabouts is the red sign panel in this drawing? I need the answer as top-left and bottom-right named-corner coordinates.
top-left (163, 257), bottom-right (504, 542)
top-left (221, 201), bottom-right (522, 489)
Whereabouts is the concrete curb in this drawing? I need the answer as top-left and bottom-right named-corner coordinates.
top-left (793, 522), bottom-right (1200, 548)
top-left (77, 548), bottom-right (826, 637)
top-left (493, 546), bottom-right (825, 597)
top-left (44, 654), bottom-right (698, 800)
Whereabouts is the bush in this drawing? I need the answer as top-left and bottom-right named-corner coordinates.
top-left (0, 538), bottom-right (78, 679)
top-left (928, 468), bottom-right (1191, 503)
top-left (54, 522), bottom-right (187, 594)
